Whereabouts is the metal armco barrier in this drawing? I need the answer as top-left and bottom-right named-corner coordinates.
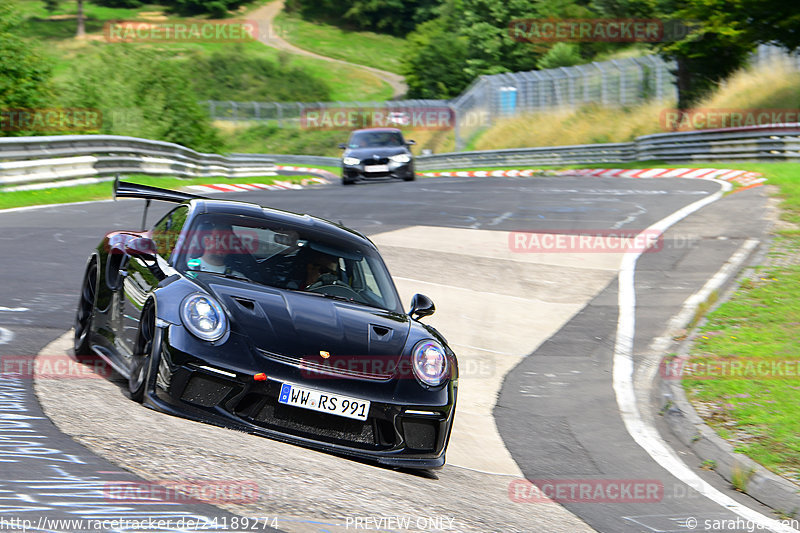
top-left (0, 135), bottom-right (277, 186)
top-left (2, 124), bottom-right (799, 187)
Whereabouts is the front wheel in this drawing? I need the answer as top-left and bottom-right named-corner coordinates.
top-left (129, 303), bottom-right (156, 402)
top-left (74, 260), bottom-right (97, 357)
top-left (403, 173), bottom-right (416, 182)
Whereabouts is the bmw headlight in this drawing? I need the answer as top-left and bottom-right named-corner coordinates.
top-left (390, 154), bottom-right (411, 164)
top-left (342, 157), bottom-right (360, 166)
top-left (412, 340), bottom-right (448, 386)
top-left (181, 294), bottom-right (228, 342)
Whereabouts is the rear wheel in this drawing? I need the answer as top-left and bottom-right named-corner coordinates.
top-left (74, 260), bottom-right (97, 357)
top-left (342, 178), bottom-right (355, 185)
top-left (129, 303), bottom-right (156, 403)
top-left (403, 173), bottom-right (416, 182)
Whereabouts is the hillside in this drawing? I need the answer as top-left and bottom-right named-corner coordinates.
top-left (471, 64), bottom-right (800, 152)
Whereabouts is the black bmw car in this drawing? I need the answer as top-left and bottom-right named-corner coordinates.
top-left (73, 181), bottom-right (457, 469)
top-left (339, 128), bottom-right (416, 185)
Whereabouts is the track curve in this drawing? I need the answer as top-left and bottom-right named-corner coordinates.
top-left (0, 176), bottom-right (777, 532)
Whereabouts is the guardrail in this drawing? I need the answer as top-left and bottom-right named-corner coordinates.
top-left (229, 153), bottom-right (340, 168)
top-left (636, 124), bottom-right (800, 161)
top-left (415, 143), bottom-right (637, 170)
top-left (0, 135), bottom-right (277, 186)
top-left (2, 124), bottom-right (799, 187)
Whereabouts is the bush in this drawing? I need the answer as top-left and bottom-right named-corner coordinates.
top-left (186, 46), bottom-right (331, 102)
top-left (58, 45), bottom-right (221, 152)
top-left (537, 43), bottom-right (583, 69)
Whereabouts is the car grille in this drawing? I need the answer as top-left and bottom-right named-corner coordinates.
top-left (180, 374), bottom-right (236, 407)
top-left (361, 157), bottom-right (389, 166)
top-left (253, 402), bottom-right (377, 447)
top-left (258, 349), bottom-right (394, 381)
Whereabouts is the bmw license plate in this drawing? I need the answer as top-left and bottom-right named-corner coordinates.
top-left (278, 383), bottom-right (370, 421)
top-left (364, 164), bottom-right (389, 173)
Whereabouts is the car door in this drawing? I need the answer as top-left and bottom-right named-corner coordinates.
top-left (119, 205), bottom-right (188, 366)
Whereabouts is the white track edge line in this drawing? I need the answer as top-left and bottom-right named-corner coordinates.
top-left (613, 179), bottom-right (796, 533)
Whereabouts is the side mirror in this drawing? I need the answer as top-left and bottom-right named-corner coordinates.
top-left (125, 237), bottom-right (157, 260)
top-left (338, 143), bottom-right (347, 149)
top-left (408, 293), bottom-right (435, 320)
top-left (406, 139), bottom-right (416, 145)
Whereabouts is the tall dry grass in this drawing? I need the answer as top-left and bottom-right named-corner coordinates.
top-left (472, 64), bottom-right (800, 151)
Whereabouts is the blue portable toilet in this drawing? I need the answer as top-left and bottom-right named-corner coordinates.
top-left (498, 87), bottom-right (518, 116)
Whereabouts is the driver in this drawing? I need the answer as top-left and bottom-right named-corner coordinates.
top-left (304, 251), bottom-right (340, 290)
top-left (186, 219), bottom-right (246, 276)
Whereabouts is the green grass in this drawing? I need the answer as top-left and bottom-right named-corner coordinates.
top-left (0, 174), bottom-right (313, 210)
top-left (664, 161), bottom-right (800, 479)
top-left (274, 11), bottom-right (405, 74)
top-left (424, 159), bottom-right (800, 483)
top-left (17, 0), bottom-right (393, 102)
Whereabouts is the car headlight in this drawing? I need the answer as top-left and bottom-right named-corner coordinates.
top-left (342, 157), bottom-right (360, 166)
top-left (412, 340), bottom-right (448, 386)
top-left (181, 294), bottom-right (228, 342)
top-left (390, 154), bottom-right (411, 164)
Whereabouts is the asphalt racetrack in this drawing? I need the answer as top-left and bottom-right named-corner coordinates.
top-left (0, 175), bottom-right (779, 532)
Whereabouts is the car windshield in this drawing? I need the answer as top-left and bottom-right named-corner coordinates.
top-left (175, 214), bottom-right (403, 313)
top-left (348, 131), bottom-right (405, 148)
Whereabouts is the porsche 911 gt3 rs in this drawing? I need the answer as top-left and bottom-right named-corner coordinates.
top-left (73, 180), bottom-right (457, 469)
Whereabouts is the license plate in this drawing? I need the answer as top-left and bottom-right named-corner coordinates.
top-left (278, 383), bottom-right (370, 421)
top-left (364, 164), bottom-right (389, 173)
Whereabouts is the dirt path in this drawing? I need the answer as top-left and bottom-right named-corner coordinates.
top-left (249, 0), bottom-right (407, 99)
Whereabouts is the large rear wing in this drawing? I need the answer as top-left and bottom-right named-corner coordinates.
top-left (113, 177), bottom-right (208, 203)
top-left (113, 177), bottom-right (208, 230)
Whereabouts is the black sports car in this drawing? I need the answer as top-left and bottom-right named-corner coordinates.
top-left (339, 128), bottom-right (416, 185)
top-left (73, 181), bottom-right (457, 469)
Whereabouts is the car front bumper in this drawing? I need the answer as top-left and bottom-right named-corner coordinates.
top-left (144, 325), bottom-right (457, 469)
top-left (342, 161), bottom-right (414, 182)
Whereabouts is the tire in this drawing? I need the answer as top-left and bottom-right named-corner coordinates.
top-left (342, 178), bottom-right (355, 186)
top-left (73, 260), bottom-right (97, 357)
top-left (403, 173), bottom-right (416, 182)
top-left (129, 303), bottom-right (156, 403)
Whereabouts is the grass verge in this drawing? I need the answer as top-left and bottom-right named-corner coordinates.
top-left (0, 174), bottom-right (311, 210)
top-left (424, 159), bottom-right (800, 486)
top-left (274, 11), bottom-right (405, 74)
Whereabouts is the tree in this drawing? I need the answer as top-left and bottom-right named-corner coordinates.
top-left (76, 0), bottom-right (85, 37)
top-left (286, 0), bottom-right (443, 36)
top-left (0, 3), bottom-right (53, 124)
top-left (402, 16), bottom-right (472, 98)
